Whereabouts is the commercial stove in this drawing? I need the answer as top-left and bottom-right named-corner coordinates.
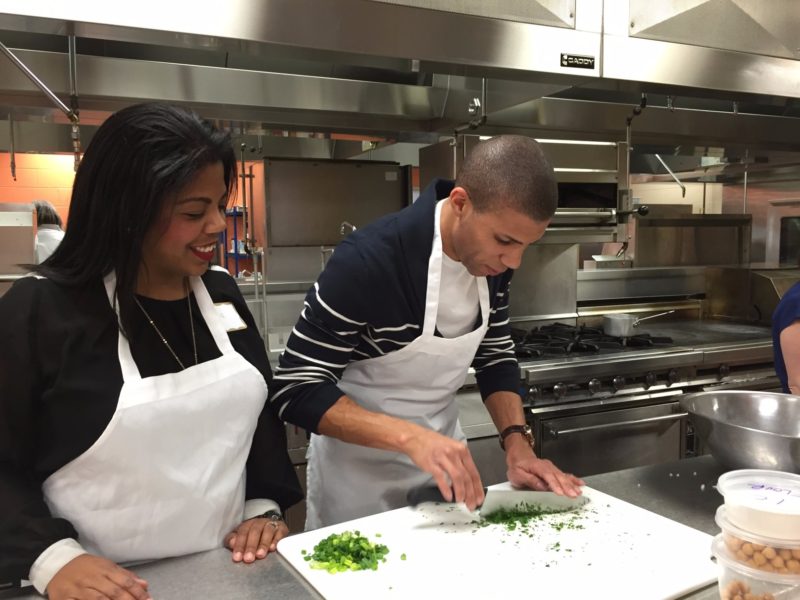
top-left (511, 320), bottom-right (778, 477)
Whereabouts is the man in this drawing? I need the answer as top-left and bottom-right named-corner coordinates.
top-left (270, 135), bottom-right (584, 529)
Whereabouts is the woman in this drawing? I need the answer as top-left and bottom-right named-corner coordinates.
top-left (773, 279), bottom-right (800, 394)
top-left (0, 103), bottom-right (302, 599)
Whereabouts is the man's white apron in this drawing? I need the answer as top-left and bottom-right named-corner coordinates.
top-left (306, 202), bottom-right (490, 529)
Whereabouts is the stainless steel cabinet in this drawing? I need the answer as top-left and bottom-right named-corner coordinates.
top-left (535, 401), bottom-right (687, 477)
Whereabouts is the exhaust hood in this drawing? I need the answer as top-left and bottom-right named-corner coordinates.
top-left (0, 0), bottom-right (799, 149)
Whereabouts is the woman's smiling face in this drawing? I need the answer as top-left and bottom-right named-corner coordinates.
top-left (138, 161), bottom-right (228, 295)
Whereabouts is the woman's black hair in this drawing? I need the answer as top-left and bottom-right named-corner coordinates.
top-left (35, 102), bottom-right (236, 336)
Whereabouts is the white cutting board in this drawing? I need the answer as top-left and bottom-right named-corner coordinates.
top-left (279, 485), bottom-right (717, 600)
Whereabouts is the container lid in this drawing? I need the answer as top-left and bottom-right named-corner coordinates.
top-left (715, 505), bottom-right (800, 549)
top-left (717, 470), bottom-right (800, 515)
top-left (712, 535), bottom-right (800, 585)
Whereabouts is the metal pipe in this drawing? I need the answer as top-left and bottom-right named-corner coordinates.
top-left (257, 248), bottom-right (269, 346)
top-left (248, 163), bottom-right (256, 244)
top-left (252, 244), bottom-right (259, 305)
top-left (743, 148), bottom-right (749, 214)
top-left (68, 35), bottom-right (78, 107)
top-left (0, 40), bottom-right (77, 123)
top-left (625, 121), bottom-right (631, 193)
top-left (67, 35), bottom-right (81, 172)
top-left (239, 143), bottom-right (249, 251)
top-left (8, 113), bottom-right (15, 181)
top-left (654, 154), bottom-right (686, 198)
top-left (624, 93), bottom-right (647, 195)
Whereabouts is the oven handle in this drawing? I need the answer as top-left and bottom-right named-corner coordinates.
top-left (545, 412), bottom-right (689, 439)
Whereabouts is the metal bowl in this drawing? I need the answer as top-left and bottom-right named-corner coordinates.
top-left (680, 390), bottom-right (800, 472)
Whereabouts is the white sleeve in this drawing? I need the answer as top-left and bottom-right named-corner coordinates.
top-left (243, 498), bottom-right (281, 519)
top-left (29, 538), bottom-right (88, 595)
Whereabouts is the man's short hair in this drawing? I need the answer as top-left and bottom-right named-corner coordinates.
top-left (454, 135), bottom-right (558, 222)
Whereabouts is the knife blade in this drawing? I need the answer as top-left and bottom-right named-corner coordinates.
top-left (407, 484), bottom-right (588, 517)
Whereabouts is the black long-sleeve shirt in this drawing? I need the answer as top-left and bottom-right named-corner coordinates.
top-left (0, 268), bottom-right (302, 584)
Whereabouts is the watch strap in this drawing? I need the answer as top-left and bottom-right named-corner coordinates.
top-left (257, 509), bottom-right (283, 522)
top-left (498, 424), bottom-right (534, 450)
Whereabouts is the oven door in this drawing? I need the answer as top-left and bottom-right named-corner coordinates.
top-left (534, 396), bottom-right (687, 477)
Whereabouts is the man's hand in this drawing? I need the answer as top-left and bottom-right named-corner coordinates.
top-left (225, 516), bottom-right (289, 563)
top-left (403, 428), bottom-right (485, 511)
top-left (505, 440), bottom-right (584, 497)
top-left (47, 554), bottom-right (150, 600)
top-left (318, 396), bottom-right (485, 510)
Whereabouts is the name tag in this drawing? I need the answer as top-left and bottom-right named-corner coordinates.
top-left (214, 302), bottom-right (247, 332)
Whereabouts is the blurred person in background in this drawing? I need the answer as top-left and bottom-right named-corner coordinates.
top-left (773, 276), bottom-right (800, 395)
top-left (0, 103), bottom-right (302, 600)
top-left (33, 200), bottom-right (65, 263)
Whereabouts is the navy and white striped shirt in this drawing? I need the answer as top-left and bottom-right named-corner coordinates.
top-left (270, 179), bottom-right (521, 432)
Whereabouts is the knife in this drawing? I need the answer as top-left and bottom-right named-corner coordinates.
top-left (407, 484), bottom-right (588, 517)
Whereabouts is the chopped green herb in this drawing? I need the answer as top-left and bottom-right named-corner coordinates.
top-left (479, 502), bottom-right (570, 530)
top-left (302, 530), bottom-right (390, 574)
top-left (400, 553), bottom-right (407, 560)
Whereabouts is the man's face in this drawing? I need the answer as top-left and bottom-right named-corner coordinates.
top-left (449, 188), bottom-right (549, 277)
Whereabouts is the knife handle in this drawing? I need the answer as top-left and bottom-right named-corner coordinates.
top-left (406, 484), bottom-right (489, 507)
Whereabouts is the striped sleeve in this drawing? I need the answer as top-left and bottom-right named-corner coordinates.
top-left (472, 277), bottom-right (521, 400)
top-left (269, 243), bottom-right (371, 432)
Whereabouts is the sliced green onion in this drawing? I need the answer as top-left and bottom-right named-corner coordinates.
top-left (303, 530), bottom-right (390, 573)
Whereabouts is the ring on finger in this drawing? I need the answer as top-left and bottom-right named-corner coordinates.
top-left (269, 521), bottom-right (278, 528)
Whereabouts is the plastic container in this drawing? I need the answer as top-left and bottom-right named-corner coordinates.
top-left (717, 470), bottom-right (800, 540)
top-left (717, 505), bottom-right (800, 574)
top-left (712, 535), bottom-right (800, 600)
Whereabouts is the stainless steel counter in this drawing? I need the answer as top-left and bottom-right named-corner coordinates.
top-left (0, 549), bottom-right (323, 600)
top-left (1, 455), bottom-right (727, 600)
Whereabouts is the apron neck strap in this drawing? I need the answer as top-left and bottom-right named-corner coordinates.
top-left (421, 201), bottom-right (445, 336)
top-left (103, 273), bottom-right (235, 382)
top-left (422, 200), bottom-right (491, 336)
top-left (189, 276), bottom-right (234, 354)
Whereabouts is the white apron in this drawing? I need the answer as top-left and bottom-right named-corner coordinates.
top-left (305, 201), bottom-right (490, 529)
top-left (41, 274), bottom-right (267, 563)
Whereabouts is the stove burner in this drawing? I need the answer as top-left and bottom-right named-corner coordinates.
top-left (513, 322), bottom-right (673, 360)
top-left (514, 344), bottom-right (544, 359)
top-left (625, 333), bottom-right (674, 348)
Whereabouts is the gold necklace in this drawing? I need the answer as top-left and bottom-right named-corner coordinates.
top-left (133, 280), bottom-right (198, 370)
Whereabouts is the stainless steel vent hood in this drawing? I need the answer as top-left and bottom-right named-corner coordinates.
top-left (0, 0), bottom-right (800, 148)
top-left (419, 134), bottom-right (621, 244)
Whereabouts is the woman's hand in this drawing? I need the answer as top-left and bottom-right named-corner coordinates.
top-left (225, 516), bottom-right (289, 563)
top-left (47, 554), bottom-right (150, 600)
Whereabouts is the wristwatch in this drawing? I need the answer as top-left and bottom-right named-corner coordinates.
top-left (258, 509), bottom-right (284, 525)
top-left (499, 424), bottom-right (534, 451)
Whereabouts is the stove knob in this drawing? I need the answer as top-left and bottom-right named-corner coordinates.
top-left (612, 376), bottom-right (626, 391)
top-left (588, 378), bottom-right (602, 395)
top-left (644, 372), bottom-right (657, 389)
top-left (527, 385), bottom-right (542, 402)
top-left (719, 364), bottom-right (730, 380)
top-left (553, 383), bottom-right (568, 399)
top-left (667, 369), bottom-right (680, 386)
